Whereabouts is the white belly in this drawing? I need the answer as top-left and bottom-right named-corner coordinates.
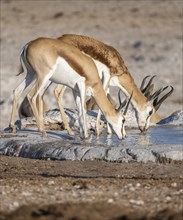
top-left (50, 57), bottom-right (85, 89)
top-left (50, 56), bottom-right (111, 94)
top-left (93, 59), bottom-right (109, 79)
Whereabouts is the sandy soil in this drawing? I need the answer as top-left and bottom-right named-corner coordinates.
top-left (0, 156), bottom-right (183, 220)
top-left (0, 0), bottom-right (182, 130)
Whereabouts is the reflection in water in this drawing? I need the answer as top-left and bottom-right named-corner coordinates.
top-left (84, 126), bottom-right (183, 147)
top-left (137, 133), bottom-right (151, 146)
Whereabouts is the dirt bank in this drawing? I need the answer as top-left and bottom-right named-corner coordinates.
top-left (0, 156), bottom-right (182, 219)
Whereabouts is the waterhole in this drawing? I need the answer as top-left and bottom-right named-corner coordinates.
top-left (85, 126), bottom-right (183, 147)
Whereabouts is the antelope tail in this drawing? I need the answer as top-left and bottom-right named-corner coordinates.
top-left (16, 43), bottom-right (30, 76)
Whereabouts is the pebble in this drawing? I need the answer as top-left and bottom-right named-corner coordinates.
top-left (166, 196), bottom-right (171, 202)
top-left (1, 191), bottom-right (6, 195)
top-left (107, 198), bottom-right (114, 203)
top-left (74, 184), bottom-right (83, 189)
top-left (144, 184), bottom-right (151, 189)
top-left (124, 183), bottom-right (133, 189)
top-left (48, 180), bottom-right (55, 185)
top-left (172, 189), bottom-right (183, 195)
top-left (129, 199), bottom-right (144, 206)
top-left (171, 182), bottom-right (177, 188)
top-left (13, 201), bottom-right (19, 207)
top-left (136, 183), bottom-right (141, 188)
top-left (22, 191), bottom-right (32, 196)
top-left (129, 187), bottom-right (136, 191)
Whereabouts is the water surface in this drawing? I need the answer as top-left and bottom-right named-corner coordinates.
top-left (85, 126), bottom-right (183, 147)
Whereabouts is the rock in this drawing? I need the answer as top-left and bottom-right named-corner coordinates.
top-left (0, 125), bottom-right (182, 163)
top-left (107, 198), bottom-right (114, 203)
top-left (48, 180), bottom-right (55, 185)
top-left (129, 199), bottom-right (144, 206)
top-left (165, 196), bottom-right (171, 202)
top-left (157, 110), bottom-right (183, 126)
top-left (1, 109), bottom-right (182, 163)
top-left (170, 182), bottom-right (177, 188)
top-left (13, 109), bottom-right (183, 133)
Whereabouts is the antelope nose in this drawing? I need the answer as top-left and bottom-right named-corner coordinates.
top-left (139, 126), bottom-right (146, 133)
top-left (122, 134), bottom-right (126, 139)
top-left (139, 126), bottom-right (143, 132)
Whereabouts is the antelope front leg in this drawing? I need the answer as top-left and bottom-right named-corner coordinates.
top-left (37, 80), bottom-right (51, 137)
top-left (96, 110), bottom-right (102, 136)
top-left (73, 82), bottom-right (88, 139)
top-left (96, 76), bottom-right (111, 136)
top-left (54, 85), bottom-right (74, 135)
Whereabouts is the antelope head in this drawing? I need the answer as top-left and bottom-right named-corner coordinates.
top-left (137, 75), bottom-right (174, 132)
top-left (112, 90), bottom-right (133, 139)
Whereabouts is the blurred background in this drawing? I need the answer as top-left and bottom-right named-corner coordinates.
top-left (0, 0), bottom-right (182, 130)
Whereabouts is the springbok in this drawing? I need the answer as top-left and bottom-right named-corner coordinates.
top-left (86, 75), bottom-right (173, 123)
top-left (17, 35), bottom-right (173, 135)
top-left (9, 37), bottom-right (132, 139)
top-left (57, 34), bottom-right (173, 132)
top-left (18, 75), bottom-right (167, 124)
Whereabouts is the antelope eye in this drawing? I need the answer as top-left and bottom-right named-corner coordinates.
top-left (149, 110), bottom-right (153, 116)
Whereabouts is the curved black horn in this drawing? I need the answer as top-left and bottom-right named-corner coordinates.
top-left (124, 92), bottom-right (133, 115)
top-left (140, 75), bottom-right (150, 92)
top-left (117, 90), bottom-right (127, 111)
top-left (144, 84), bottom-right (154, 99)
top-left (118, 89), bottom-right (122, 107)
top-left (153, 86), bottom-right (174, 111)
top-left (141, 75), bottom-right (156, 94)
top-left (149, 86), bottom-right (169, 101)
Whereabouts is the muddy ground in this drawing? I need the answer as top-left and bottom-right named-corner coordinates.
top-left (0, 156), bottom-right (182, 220)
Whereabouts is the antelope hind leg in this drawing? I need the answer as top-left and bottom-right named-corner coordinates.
top-left (54, 84), bottom-right (74, 135)
top-left (27, 79), bottom-right (47, 137)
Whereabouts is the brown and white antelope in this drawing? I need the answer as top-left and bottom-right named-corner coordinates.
top-left (9, 37), bottom-right (132, 139)
top-left (57, 34), bottom-right (173, 132)
top-left (86, 75), bottom-right (173, 123)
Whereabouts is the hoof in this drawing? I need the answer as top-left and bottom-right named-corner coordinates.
top-left (107, 133), bottom-right (112, 137)
top-left (107, 124), bottom-right (112, 135)
top-left (8, 125), bottom-right (16, 133)
top-left (80, 132), bottom-right (91, 140)
top-left (67, 129), bottom-right (75, 136)
top-left (41, 131), bottom-right (48, 138)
